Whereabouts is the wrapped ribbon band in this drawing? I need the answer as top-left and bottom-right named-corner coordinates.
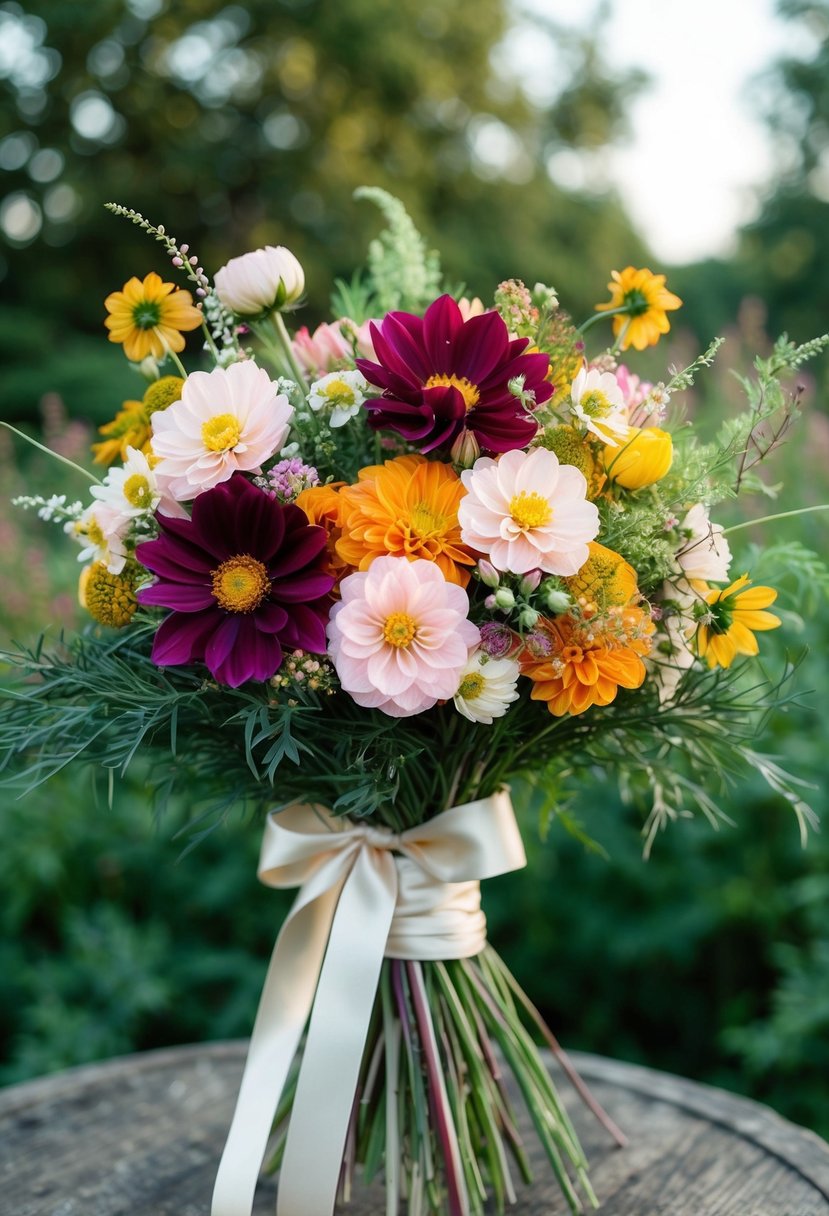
top-left (211, 788), bottom-right (526, 1216)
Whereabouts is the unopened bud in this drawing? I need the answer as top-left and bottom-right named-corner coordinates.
top-left (494, 587), bottom-right (516, 612)
top-left (517, 605), bottom-right (540, 630)
top-left (484, 593), bottom-right (497, 611)
top-left (477, 559), bottom-right (500, 589)
top-left (450, 428), bottom-right (481, 468)
top-left (519, 569), bottom-right (542, 595)
top-left (543, 586), bottom-right (571, 614)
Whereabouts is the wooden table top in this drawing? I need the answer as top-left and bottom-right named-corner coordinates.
top-left (2, 1040), bottom-right (828, 1215)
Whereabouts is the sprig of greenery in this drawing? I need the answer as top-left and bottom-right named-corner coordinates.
top-left (353, 186), bottom-right (442, 315)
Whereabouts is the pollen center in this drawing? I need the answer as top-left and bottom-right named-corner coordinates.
top-left (85, 518), bottom-right (105, 547)
top-left (383, 611), bottom-right (418, 648)
top-left (132, 301), bottom-right (161, 330)
top-left (578, 390), bottom-right (613, 419)
top-left (561, 644), bottom-right (585, 663)
top-left (322, 377), bottom-right (356, 403)
top-left (123, 472), bottom-right (152, 508)
top-left (202, 413), bottom-right (242, 452)
top-left (458, 672), bottom-right (485, 699)
top-left (509, 491), bottom-right (552, 530)
top-left (212, 554), bottom-right (270, 613)
top-left (410, 501), bottom-right (446, 537)
top-left (425, 373), bottom-right (480, 412)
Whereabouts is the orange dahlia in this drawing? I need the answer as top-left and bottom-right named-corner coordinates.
top-left (295, 482), bottom-right (348, 581)
top-left (104, 272), bottom-right (202, 362)
top-left (335, 455), bottom-right (475, 587)
top-left (523, 607), bottom-right (654, 716)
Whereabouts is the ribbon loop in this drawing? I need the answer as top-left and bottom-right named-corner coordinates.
top-left (211, 788), bottom-right (526, 1216)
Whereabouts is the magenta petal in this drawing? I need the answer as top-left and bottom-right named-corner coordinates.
top-left (256, 601), bottom-right (290, 633)
top-left (137, 534), bottom-right (215, 579)
top-left (204, 614), bottom-right (240, 676)
top-left (379, 312), bottom-right (430, 381)
top-left (151, 609), bottom-right (220, 667)
top-left (210, 616), bottom-right (281, 686)
top-left (138, 580), bottom-right (215, 612)
top-left (280, 603), bottom-right (329, 653)
top-left (422, 295), bottom-right (463, 373)
top-left (272, 569), bottom-right (335, 602)
top-left (454, 310), bottom-right (511, 383)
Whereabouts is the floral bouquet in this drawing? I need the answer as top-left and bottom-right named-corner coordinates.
top-left (3, 188), bottom-right (827, 1216)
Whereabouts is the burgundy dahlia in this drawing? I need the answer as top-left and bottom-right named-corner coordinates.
top-left (356, 294), bottom-right (552, 454)
top-left (136, 474), bottom-right (334, 687)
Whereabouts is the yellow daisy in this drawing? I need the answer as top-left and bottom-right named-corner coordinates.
top-left (695, 574), bottom-right (780, 669)
top-left (104, 272), bottom-right (202, 362)
top-left (595, 267), bottom-right (682, 351)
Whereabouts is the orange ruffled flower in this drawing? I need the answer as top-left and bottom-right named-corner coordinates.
top-left (295, 482), bottom-right (348, 582)
top-left (523, 607), bottom-right (654, 716)
top-left (695, 574), bottom-right (780, 669)
top-left (595, 267), bottom-right (682, 352)
top-left (336, 454), bottom-right (475, 587)
top-left (104, 272), bottom-right (202, 362)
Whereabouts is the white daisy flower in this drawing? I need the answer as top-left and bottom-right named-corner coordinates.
top-left (69, 502), bottom-right (130, 574)
top-left (568, 366), bottom-right (629, 444)
top-left (91, 446), bottom-right (160, 522)
top-left (307, 369), bottom-right (368, 428)
top-left (675, 503), bottom-right (732, 583)
top-left (453, 651), bottom-right (520, 724)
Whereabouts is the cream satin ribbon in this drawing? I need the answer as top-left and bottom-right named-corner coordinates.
top-left (211, 788), bottom-right (526, 1216)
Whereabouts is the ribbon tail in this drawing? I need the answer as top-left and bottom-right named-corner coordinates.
top-left (276, 848), bottom-right (398, 1216)
top-left (211, 882), bottom-right (343, 1216)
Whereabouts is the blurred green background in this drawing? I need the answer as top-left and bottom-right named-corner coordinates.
top-left (1, 0), bottom-right (828, 1137)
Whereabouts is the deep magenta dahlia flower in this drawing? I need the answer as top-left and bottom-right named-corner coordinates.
top-left (356, 294), bottom-right (552, 454)
top-left (136, 474), bottom-right (334, 687)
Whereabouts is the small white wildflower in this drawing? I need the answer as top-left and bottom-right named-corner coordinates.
top-left (453, 651), bottom-right (520, 724)
top-left (70, 502), bottom-right (131, 574)
top-left (675, 504), bottom-right (732, 583)
top-left (568, 366), bottom-right (629, 445)
top-left (307, 369), bottom-right (367, 428)
top-left (91, 446), bottom-right (160, 523)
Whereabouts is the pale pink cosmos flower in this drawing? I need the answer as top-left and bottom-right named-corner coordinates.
top-left (568, 365), bottom-right (629, 445)
top-left (458, 448), bottom-right (599, 576)
top-left (327, 556), bottom-right (479, 718)
top-left (151, 361), bottom-right (293, 501)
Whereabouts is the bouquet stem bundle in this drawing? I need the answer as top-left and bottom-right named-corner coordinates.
top-left (268, 948), bottom-right (614, 1215)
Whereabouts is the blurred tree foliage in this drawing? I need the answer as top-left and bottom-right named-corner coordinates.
top-left (673, 0), bottom-right (829, 370)
top-left (1, 0), bottom-right (647, 422)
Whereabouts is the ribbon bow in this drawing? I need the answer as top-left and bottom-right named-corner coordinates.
top-left (211, 788), bottom-right (526, 1216)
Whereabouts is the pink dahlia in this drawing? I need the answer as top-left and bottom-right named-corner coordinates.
top-left (151, 361), bottom-right (292, 502)
top-left (327, 556), bottom-right (479, 717)
top-left (136, 474), bottom-right (334, 687)
top-left (458, 448), bottom-right (599, 576)
top-left (356, 294), bottom-right (552, 454)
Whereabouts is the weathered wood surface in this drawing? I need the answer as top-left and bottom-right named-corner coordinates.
top-left (2, 1041), bottom-right (829, 1215)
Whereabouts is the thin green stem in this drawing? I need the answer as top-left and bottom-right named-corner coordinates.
top-left (164, 347), bottom-right (189, 378)
top-left (272, 312), bottom-right (310, 393)
top-left (1, 421), bottom-right (101, 484)
top-left (576, 304), bottom-right (630, 335)
top-left (201, 319), bottom-right (221, 360)
top-left (721, 504), bottom-right (829, 536)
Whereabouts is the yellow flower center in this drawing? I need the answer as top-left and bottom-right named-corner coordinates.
top-left (578, 390), bottom-right (613, 419)
top-left (86, 519), bottom-right (105, 547)
top-left (410, 501), bottom-right (446, 536)
top-left (424, 373), bottom-right (480, 412)
top-left (322, 377), bottom-right (355, 403)
top-left (123, 472), bottom-right (152, 508)
top-left (383, 611), bottom-right (418, 648)
top-left (211, 554), bottom-right (270, 613)
top-left (458, 672), bottom-right (485, 700)
top-left (509, 491), bottom-right (552, 530)
top-left (81, 562), bottom-right (137, 629)
top-left (202, 413), bottom-right (242, 453)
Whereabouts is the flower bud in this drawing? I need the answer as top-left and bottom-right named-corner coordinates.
top-left (450, 428), bottom-right (481, 468)
top-left (519, 569), bottom-right (542, 595)
top-left (541, 581), bottom-right (571, 614)
top-left (602, 425), bottom-right (673, 490)
top-left (517, 605), bottom-right (540, 630)
top-left (136, 356), bottom-right (161, 381)
top-left (484, 593), bottom-right (497, 611)
top-left (214, 245), bottom-right (305, 317)
top-left (494, 587), bottom-right (516, 612)
top-left (477, 559), bottom-right (500, 588)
